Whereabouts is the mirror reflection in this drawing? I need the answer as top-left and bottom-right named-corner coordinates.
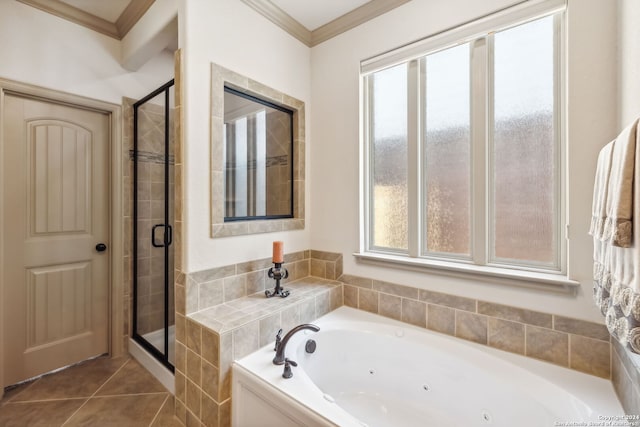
top-left (223, 87), bottom-right (294, 221)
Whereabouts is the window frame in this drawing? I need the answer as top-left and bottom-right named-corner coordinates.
top-left (359, 0), bottom-right (572, 287)
top-left (222, 85), bottom-right (295, 223)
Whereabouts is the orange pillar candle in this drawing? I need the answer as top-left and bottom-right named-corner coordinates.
top-left (272, 241), bottom-right (284, 264)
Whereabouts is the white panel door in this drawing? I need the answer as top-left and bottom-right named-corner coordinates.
top-left (2, 94), bottom-right (110, 385)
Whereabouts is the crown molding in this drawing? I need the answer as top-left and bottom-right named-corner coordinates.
top-left (18, 0), bottom-right (119, 38)
top-left (17, 0), bottom-right (156, 40)
top-left (20, 0), bottom-right (408, 45)
top-left (311, 0), bottom-right (411, 46)
top-left (241, 0), bottom-right (312, 46)
top-left (241, 0), bottom-right (411, 47)
top-left (116, 0), bottom-right (156, 38)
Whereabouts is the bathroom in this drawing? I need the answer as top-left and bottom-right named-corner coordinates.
top-left (0, 0), bottom-right (639, 425)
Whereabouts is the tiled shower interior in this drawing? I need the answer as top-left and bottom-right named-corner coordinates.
top-left (223, 90), bottom-right (293, 218)
top-left (264, 110), bottom-right (292, 215)
top-left (124, 80), bottom-right (177, 369)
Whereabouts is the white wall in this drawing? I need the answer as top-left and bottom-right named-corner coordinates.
top-left (4, 0), bottom-right (618, 321)
top-left (122, 0), bottom-right (178, 71)
top-left (0, 1), bottom-right (175, 104)
top-left (181, 0), bottom-right (311, 272)
top-left (310, 0), bottom-right (618, 322)
top-left (618, 0), bottom-right (640, 127)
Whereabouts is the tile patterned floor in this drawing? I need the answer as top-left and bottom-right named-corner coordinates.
top-left (0, 356), bottom-right (182, 427)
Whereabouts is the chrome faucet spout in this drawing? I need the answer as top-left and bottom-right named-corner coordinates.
top-left (273, 323), bottom-right (320, 365)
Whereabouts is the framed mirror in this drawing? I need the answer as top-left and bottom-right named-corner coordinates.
top-left (223, 87), bottom-right (293, 221)
top-left (210, 63), bottom-right (305, 237)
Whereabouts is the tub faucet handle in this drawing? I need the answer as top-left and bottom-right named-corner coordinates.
top-left (273, 324), bottom-right (320, 365)
top-left (274, 329), bottom-right (283, 351)
top-left (282, 358), bottom-right (297, 379)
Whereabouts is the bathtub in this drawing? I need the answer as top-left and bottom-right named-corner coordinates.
top-left (232, 307), bottom-right (625, 427)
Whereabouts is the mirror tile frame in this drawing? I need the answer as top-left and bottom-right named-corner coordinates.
top-left (210, 63), bottom-right (305, 237)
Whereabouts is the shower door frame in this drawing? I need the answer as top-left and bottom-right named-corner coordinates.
top-left (132, 79), bottom-right (175, 372)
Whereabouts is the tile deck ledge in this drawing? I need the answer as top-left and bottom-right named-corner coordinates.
top-left (187, 276), bottom-right (342, 334)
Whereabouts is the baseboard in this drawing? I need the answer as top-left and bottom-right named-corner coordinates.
top-left (128, 338), bottom-right (175, 394)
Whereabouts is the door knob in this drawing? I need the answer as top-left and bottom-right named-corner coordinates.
top-left (95, 243), bottom-right (107, 252)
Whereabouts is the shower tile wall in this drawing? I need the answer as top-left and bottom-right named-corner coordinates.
top-left (123, 93), bottom-right (176, 347)
top-left (135, 100), bottom-right (175, 336)
top-left (265, 110), bottom-right (291, 215)
top-left (210, 63), bottom-right (305, 238)
top-left (173, 49), bottom-right (188, 425)
top-left (123, 98), bottom-right (134, 349)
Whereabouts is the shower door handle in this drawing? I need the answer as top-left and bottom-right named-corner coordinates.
top-left (151, 224), bottom-right (168, 247)
top-left (152, 224), bottom-right (173, 247)
top-left (151, 224), bottom-right (164, 247)
top-left (165, 224), bottom-right (172, 246)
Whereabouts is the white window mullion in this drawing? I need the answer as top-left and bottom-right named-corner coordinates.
top-left (418, 58), bottom-right (427, 257)
top-left (362, 75), bottom-right (373, 253)
top-left (554, 12), bottom-right (567, 274)
top-left (407, 59), bottom-right (420, 258)
top-left (471, 36), bottom-right (489, 265)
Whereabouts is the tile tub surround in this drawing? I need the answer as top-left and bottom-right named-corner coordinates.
top-left (185, 250), bottom-right (343, 315)
top-left (174, 250), bottom-right (343, 426)
top-left (613, 340), bottom-right (640, 414)
top-left (340, 274), bottom-right (612, 379)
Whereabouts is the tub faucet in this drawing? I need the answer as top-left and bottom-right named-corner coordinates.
top-left (273, 323), bottom-right (320, 365)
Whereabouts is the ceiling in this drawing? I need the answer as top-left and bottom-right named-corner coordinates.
top-left (18, 0), bottom-right (410, 47)
top-left (58, 0), bottom-right (132, 23)
top-left (17, 0), bottom-right (156, 39)
top-left (270, 0), bottom-right (371, 31)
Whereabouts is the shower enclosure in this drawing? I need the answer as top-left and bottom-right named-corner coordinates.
top-left (132, 79), bottom-right (175, 371)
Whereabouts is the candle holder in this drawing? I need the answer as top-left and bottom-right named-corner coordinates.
top-left (266, 262), bottom-right (290, 298)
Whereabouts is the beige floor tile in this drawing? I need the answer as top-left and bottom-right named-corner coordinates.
top-left (1, 380), bottom-right (36, 405)
top-left (95, 359), bottom-right (168, 396)
top-left (11, 357), bottom-right (130, 402)
top-left (0, 399), bottom-right (86, 426)
top-left (1, 355), bottom-right (179, 426)
top-left (150, 395), bottom-right (183, 427)
top-left (64, 394), bottom-right (168, 426)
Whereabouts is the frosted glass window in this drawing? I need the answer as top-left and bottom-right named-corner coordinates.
top-left (361, 7), bottom-right (564, 276)
top-left (424, 43), bottom-right (471, 256)
top-left (370, 64), bottom-right (408, 250)
top-left (492, 16), bottom-right (557, 266)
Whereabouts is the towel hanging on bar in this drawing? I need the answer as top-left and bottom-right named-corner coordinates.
top-left (591, 117), bottom-right (640, 353)
top-left (589, 141), bottom-right (613, 239)
top-left (603, 119), bottom-right (637, 247)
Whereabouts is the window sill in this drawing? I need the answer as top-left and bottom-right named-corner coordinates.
top-left (353, 252), bottom-right (581, 294)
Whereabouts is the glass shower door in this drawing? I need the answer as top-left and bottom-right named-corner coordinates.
top-left (133, 80), bottom-right (175, 371)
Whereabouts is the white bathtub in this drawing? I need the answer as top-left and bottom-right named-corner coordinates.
top-left (232, 307), bottom-right (625, 427)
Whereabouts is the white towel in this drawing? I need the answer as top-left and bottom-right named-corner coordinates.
top-left (592, 117), bottom-right (640, 354)
top-left (589, 141), bottom-right (614, 239)
top-left (604, 118), bottom-right (638, 247)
